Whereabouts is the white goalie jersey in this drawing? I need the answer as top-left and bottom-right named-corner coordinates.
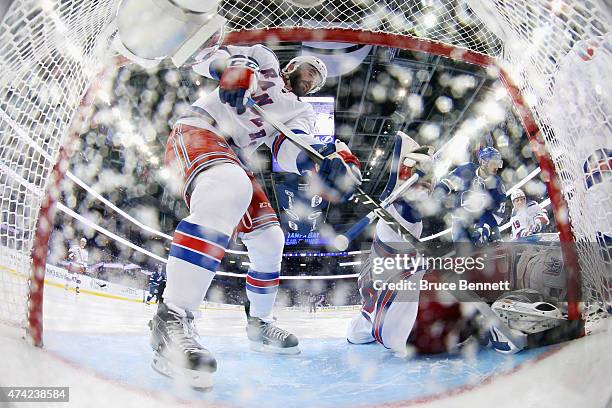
top-left (346, 132), bottom-right (435, 354)
top-left (180, 44), bottom-right (321, 174)
top-left (346, 214), bottom-right (426, 355)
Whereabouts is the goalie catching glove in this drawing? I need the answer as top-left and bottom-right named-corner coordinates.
top-left (218, 55), bottom-right (259, 114)
top-left (298, 140), bottom-right (362, 203)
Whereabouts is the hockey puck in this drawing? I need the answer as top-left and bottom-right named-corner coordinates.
top-left (334, 235), bottom-right (349, 251)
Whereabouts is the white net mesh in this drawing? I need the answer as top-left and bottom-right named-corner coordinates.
top-left (0, 0), bottom-right (120, 335)
top-left (220, 0), bottom-right (503, 55)
top-left (0, 0), bottom-right (609, 341)
top-left (464, 0), bottom-right (611, 306)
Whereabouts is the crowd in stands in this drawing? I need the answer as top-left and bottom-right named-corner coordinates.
top-left (51, 230), bottom-right (364, 306)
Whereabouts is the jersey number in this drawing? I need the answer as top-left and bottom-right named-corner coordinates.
top-left (251, 93), bottom-right (273, 106)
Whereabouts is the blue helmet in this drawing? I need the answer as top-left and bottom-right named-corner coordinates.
top-left (478, 146), bottom-right (503, 168)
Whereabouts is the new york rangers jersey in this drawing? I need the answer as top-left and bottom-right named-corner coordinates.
top-left (182, 44), bottom-right (321, 174)
top-left (68, 245), bottom-right (88, 266)
top-left (346, 203), bottom-right (425, 354)
top-left (510, 201), bottom-right (549, 239)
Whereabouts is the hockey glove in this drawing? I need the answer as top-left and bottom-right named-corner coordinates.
top-left (404, 146), bottom-right (434, 179)
top-left (303, 141), bottom-right (361, 203)
top-left (401, 146), bottom-right (435, 198)
top-left (473, 223), bottom-right (491, 244)
top-left (531, 219), bottom-right (543, 234)
top-left (219, 55), bottom-right (259, 114)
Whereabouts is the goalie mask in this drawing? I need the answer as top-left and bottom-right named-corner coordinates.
top-left (491, 289), bottom-right (565, 334)
top-left (282, 56), bottom-right (328, 96)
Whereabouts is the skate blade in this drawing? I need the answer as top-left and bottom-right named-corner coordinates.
top-left (152, 353), bottom-right (213, 390)
top-left (249, 341), bottom-right (301, 355)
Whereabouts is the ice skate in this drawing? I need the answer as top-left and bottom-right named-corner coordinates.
top-left (149, 302), bottom-right (217, 389)
top-left (245, 301), bottom-right (300, 355)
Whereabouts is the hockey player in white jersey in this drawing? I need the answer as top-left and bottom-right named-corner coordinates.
top-left (346, 133), bottom-right (442, 354)
top-left (509, 189), bottom-right (549, 240)
top-left (347, 133), bottom-right (484, 355)
top-left (65, 237), bottom-right (89, 294)
top-left (150, 44), bottom-right (362, 388)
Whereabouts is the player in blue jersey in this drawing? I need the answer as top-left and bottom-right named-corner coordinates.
top-left (433, 146), bottom-right (507, 245)
top-left (146, 265), bottom-right (166, 304)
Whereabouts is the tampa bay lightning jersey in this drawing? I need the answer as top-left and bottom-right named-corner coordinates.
top-left (149, 269), bottom-right (165, 285)
top-left (436, 163), bottom-right (507, 227)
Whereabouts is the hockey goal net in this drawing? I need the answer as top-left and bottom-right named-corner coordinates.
top-left (0, 0), bottom-right (609, 346)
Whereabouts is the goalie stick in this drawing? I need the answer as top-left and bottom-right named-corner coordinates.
top-left (334, 130), bottom-right (458, 250)
top-left (334, 173), bottom-right (419, 250)
top-left (246, 98), bottom-right (423, 250)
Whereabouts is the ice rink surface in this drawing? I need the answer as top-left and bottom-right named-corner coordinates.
top-left (1, 284), bottom-right (610, 408)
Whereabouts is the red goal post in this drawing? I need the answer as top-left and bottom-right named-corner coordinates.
top-left (0, 0), bottom-right (609, 346)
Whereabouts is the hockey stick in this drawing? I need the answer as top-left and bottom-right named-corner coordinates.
top-left (246, 98), bottom-right (423, 249)
top-left (334, 173), bottom-right (419, 250)
top-left (334, 130), bottom-right (460, 250)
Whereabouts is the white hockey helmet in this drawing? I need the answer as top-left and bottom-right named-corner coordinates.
top-left (282, 55), bottom-right (328, 94)
top-left (510, 188), bottom-right (526, 202)
top-left (491, 289), bottom-right (565, 334)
